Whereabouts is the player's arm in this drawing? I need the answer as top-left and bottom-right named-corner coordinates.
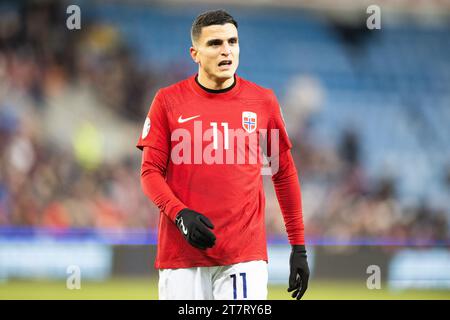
top-left (141, 147), bottom-right (216, 250)
top-left (271, 150), bottom-right (310, 300)
top-left (267, 90), bottom-right (309, 299)
top-left (141, 146), bottom-right (186, 221)
top-left (272, 150), bottom-right (305, 245)
top-left (138, 90), bottom-right (215, 250)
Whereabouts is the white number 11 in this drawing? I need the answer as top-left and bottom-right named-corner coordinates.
top-left (210, 122), bottom-right (229, 150)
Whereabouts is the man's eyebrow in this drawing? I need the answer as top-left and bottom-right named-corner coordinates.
top-left (206, 37), bottom-right (238, 46)
top-left (206, 39), bottom-right (223, 46)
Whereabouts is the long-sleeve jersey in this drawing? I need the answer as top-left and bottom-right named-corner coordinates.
top-left (137, 74), bottom-right (305, 269)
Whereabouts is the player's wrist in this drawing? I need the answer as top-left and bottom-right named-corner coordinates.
top-left (291, 244), bottom-right (307, 255)
top-left (176, 208), bottom-right (189, 219)
top-left (169, 205), bottom-right (189, 223)
top-left (175, 208), bottom-right (193, 230)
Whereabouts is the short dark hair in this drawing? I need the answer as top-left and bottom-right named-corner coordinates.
top-left (191, 10), bottom-right (238, 44)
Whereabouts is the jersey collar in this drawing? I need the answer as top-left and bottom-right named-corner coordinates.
top-left (189, 73), bottom-right (242, 99)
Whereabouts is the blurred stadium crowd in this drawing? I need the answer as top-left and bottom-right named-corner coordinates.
top-left (0, 1), bottom-right (164, 231)
top-left (0, 1), bottom-right (449, 245)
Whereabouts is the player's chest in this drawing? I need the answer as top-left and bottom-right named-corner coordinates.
top-left (169, 100), bottom-right (269, 134)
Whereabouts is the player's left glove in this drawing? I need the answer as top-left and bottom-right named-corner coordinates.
top-left (288, 245), bottom-right (310, 300)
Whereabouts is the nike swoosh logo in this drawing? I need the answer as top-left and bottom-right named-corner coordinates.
top-left (178, 115), bottom-right (200, 123)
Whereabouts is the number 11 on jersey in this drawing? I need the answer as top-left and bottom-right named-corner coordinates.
top-left (210, 122), bottom-right (229, 150)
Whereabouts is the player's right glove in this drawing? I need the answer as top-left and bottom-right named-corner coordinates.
top-left (175, 208), bottom-right (216, 250)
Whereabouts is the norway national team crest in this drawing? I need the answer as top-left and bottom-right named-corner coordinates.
top-left (242, 111), bottom-right (257, 133)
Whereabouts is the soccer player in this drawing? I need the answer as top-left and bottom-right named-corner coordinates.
top-left (137, 9), bottom-right (309, 300)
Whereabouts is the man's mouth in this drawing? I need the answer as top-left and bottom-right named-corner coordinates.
top-left (218, 60), bottom-right (232, 67)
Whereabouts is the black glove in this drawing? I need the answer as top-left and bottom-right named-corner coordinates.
top-left (175, 208), bottom-right (216, 250)
top-left (287, 245), bottom-right (310, 300)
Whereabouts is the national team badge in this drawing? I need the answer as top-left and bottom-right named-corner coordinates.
top-left (242, 111), bottom-right (257, 133)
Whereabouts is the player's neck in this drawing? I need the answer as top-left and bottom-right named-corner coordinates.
top-left (196, 71), bottom-right (235, 91)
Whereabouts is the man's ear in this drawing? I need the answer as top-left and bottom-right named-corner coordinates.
top-left (190, 46), bottom-right (199, 64)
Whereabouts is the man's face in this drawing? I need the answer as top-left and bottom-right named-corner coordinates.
top-left (191, 23), bottom-right (239, 81)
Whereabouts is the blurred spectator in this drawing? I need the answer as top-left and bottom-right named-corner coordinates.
top-left (339, 128), bottom-right (360, 168)
top-left (283, 74), bottom-right (324, 137)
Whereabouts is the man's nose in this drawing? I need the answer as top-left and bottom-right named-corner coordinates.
top-left (221, 44), bottom-right (232, 56)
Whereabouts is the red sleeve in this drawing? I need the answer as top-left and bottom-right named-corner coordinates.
top-left (140, 146), bottom-right (187, 222)
top-left (267, 90), bottom-right (292, 157)
top-left (272, 149), bottom-right (305, 245)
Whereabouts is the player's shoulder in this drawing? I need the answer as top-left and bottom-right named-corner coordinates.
top-left (159, 77), bottom-right (190, 94)
top-left (238, 76), bottom-right (277, 101)
top-left (156, 76), bottom-right (194, 107)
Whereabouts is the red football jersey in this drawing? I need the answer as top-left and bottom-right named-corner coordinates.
top-left (137, 74), bottom-right (293, 269)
